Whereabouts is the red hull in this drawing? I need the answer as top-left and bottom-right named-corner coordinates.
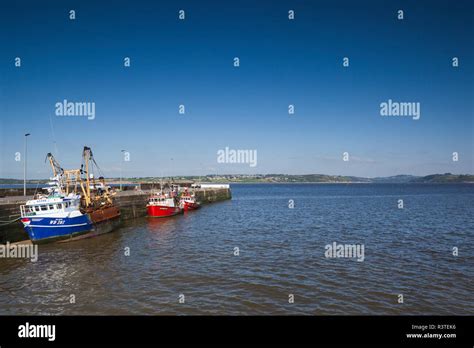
top-left (147, 205), bottom-right (182, 217)
top-left (182, 201), bottom-right (200, 211)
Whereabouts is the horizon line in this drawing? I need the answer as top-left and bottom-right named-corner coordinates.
top-left (1, 172), bottom-right (473, 181)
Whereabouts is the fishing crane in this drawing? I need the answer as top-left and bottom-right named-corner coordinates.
top-left (45, 152), bottom-right (87, 197)
top-left (46, 152), bottom-right (63, 178)
top-left (81, 146), bottom-right (114, 208)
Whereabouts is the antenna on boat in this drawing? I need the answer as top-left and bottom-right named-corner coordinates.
top-left (48, 113), bottom-right (59, 157)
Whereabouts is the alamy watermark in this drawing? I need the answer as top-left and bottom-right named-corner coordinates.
top-left (325, 242), bottom-right (365, 262)
top-left (18, 322), bottom-right (55, 341)
top-left (55, 99), bottom-right (95, 120)
top-left (0, 242), bottom-right (38, 262)
top-left (380, 99), bottom-right (420, 120)
top-left (217, 147), bottom-right (257, 167)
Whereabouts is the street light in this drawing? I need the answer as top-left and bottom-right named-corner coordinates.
top-left (120, 149), bottom-right (126, 191)
top-left (170, 158), bottom-right (174, 182)
top-left (23, 133), bottom-right (30, 196)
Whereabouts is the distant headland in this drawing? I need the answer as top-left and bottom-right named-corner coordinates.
top-left (1, 173), bottom-right (473, 185)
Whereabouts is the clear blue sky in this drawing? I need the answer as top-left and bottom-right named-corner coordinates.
top-left (1, 0), bottom-right (473, 179)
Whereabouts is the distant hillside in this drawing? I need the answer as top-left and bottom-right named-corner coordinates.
top-left (151, 173), bottom-right (473, 184)
top-left (371, 175), bottom-right (419, 183)
top-left (193, 173), bottom-right (473, 183)
top-left (411, 174), bottom-right (474, 183)
top-left (1, 173), bottom-right (473, 184)
top-left (246, 174), bottom-right (373, 183)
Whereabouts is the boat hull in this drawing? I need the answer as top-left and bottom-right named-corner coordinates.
top-left (88, 205), bottom-right (121, 224)
top-left (22, 206), bottom-right (122, 244)
top-left (182, 201), bottom-right (200, 211)
top-left (21, 215), bottom-right (92, 243)
top-left (147, 205), bottom-right (182, 217)
top-left (58, 206), bottom-right (122, 243)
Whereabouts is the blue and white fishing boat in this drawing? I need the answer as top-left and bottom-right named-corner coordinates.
top-left (19, 149), bottom-right (121, 243)
top-left (20, 175), bottom-right (93, 243)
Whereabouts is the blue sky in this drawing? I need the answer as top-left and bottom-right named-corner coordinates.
top-left (1, 0), bottom-right (473, 179)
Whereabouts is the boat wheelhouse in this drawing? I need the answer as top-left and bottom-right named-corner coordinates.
top-left (179, 192), bottom-right (200, 211)
top-left (20, 193), bottom-right (92, 243)
top-left (147, 193), bottom-right (182, 217)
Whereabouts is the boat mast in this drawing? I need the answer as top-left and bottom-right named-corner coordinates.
top-left (45, 152), bottom-right (65, 195)
top-left (82, 146), bottom-right (92, 207)
top-left (81, 146), bottom-right (113, 207)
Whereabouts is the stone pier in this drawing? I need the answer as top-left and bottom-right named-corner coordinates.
top-left (0, 187), bottom-right (232, 243)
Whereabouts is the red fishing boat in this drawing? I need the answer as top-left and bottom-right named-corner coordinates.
top-left (147, 193), bottom-right (182, 217)
top-left (179, 190), bottom-right (200, 211)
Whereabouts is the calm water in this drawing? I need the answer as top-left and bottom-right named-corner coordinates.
top-left (0, 184), bottom-right (473, 315)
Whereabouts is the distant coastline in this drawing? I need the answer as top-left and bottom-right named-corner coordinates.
top-left (1, 173), bottom-right (473, 185)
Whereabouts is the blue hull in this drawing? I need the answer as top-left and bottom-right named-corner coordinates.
top-left (23, 215), bottom-right (93, 243)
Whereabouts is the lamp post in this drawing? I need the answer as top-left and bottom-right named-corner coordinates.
top-left (170, 158), bottom-right (174, 182)
top-left (23, 133), bottom-right (30, 196)
top-left (120, 149), bottom-right (126, 191)
top-left (198, 162), bottom-right (203, 184)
